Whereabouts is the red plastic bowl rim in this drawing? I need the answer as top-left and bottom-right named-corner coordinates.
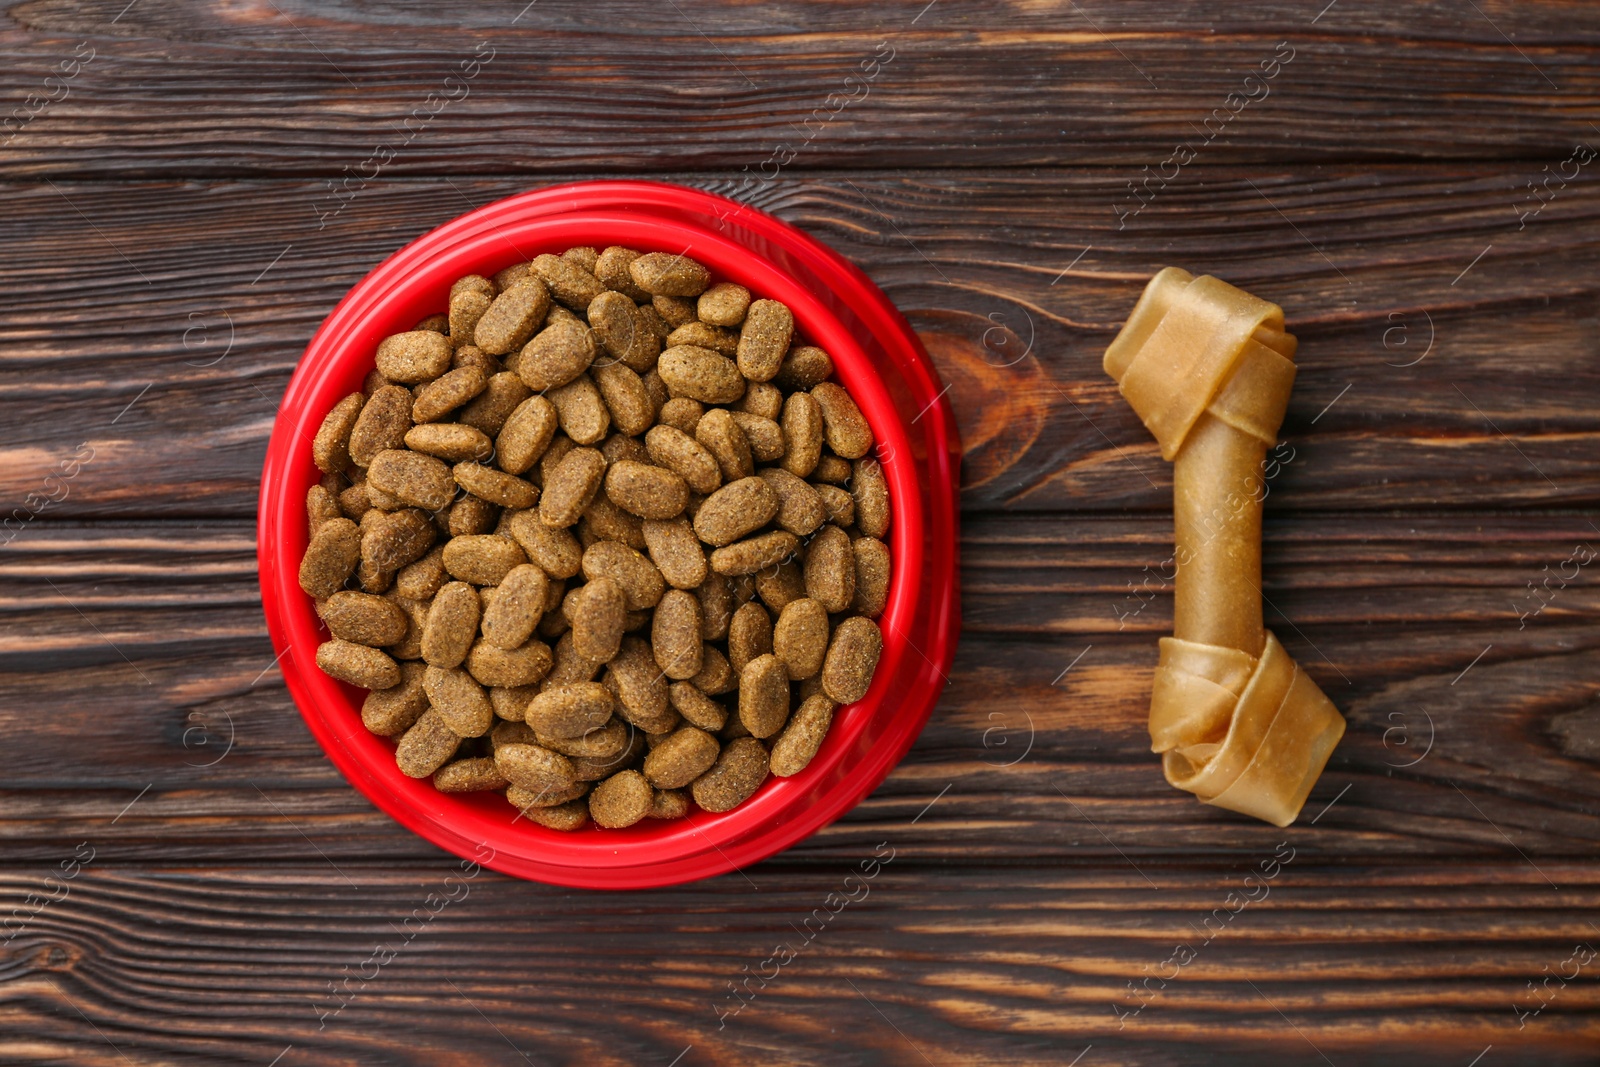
top-left (258, 180), bottom-right (960, 888)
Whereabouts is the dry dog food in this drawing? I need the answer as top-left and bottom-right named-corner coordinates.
top-left (300, 246), bottom-right (891, 831)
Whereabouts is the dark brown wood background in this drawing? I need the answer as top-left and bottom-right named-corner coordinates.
top-left (2, 1), bottom-right (1598, 1063)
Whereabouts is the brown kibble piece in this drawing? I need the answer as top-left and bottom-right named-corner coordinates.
top-left (300, 517), bottom-right (361, 598)
top-left (526, 681), bottom-right (614, 739)
top-left (376, 331), bottom-right (452, 383)
top-left (642, 726), bottom-right (719, 789)
top-left (773, 597), bottom-right (830, 680)
top-left (348, 385), bottom-right (413, 467)
top-left (495, 742), bottom-right (577, 793)
top-left (571, 576), bottom-right (626, 662)
top-left (497, 395), bottom-right (559, 474)
top-left (474, 278), bottom-right (552, 355)
top-left (466, 638), bottom-right (552, 688)
top-left (710, 530), bottom-right (800, 576)
top-left (694, 408), bottom-right (754, 482)
top-left (689, 644), bottom-right (735, 695)
top-left (729, 412), bottom-right (784, 462)
top-left (362, 661), bottom-right (429, 737)
top-left (588, 769), bottom-right (653, 828)
top-left (448, 289), bottom-right (492, 348)
top-left (396, 710), bottom-right (460, 778)
top-left (489, 685), bottom-right (538, 723)
top-left (422, 581), bottom-right (481, 668)
top-left (442, 534), bottom-right (526, 586)
top-left (811, 382), bottom-right (874, 459)
top-left (822, 616), bottom-right (882, 704)
top-left (580, 492), bottom-right (646, 551)
top-left (606, 637), bottom-right (675, 732)
top-left (804, 524), bottom-right (856, 613)
top-left (595, 246), bottom-right (653, 302)
top-left (363, 509), bottom-right (436, 575)
top-left (314, 392), bottom-right (365, 473)
top-left (736, 299), bottom-right (794, 382)
top-left (533, 252), bottom-right (606, 310)
top-left (698, 282), bottom-right (751, 327)
top-left (319, 591), bottom-right (408, 647)
top-left (317, 639), bottom-right (400, 689)
top-left (814, 484), bottom-right (855, 527)
top-left (447, 496), bottom-right (497, 538)
top-left (589, 291), bottom-right (661, 373)
top-left (774, 345), bottom-right (834, 391)
top-left (506, 780), bottom-right (589, 810)
top-left (779, 392), bottom-right (824, 477)
top-left (424, 664), bottom-right (495, 737)
top-left (645, 425), bottom-right (720, 495)
top-left (592, 361), bottom-right (655, 436)
top-left (736, 381), bottom-right (783, 421)
top-left (658, 345), bottom-right (745, 404)
top-left (367, 449), bottom-right (454, 511)
top-left (629, 252), bottom-right (711, 297)
top-left (307, 484), bottom-right (342, 530)
top-left (657, 397), bottom-right (704, 436)
top-left (582, 541), bottom-right (666, 610)
top-left (413, 365), bottom-right (488, 424)
top-left (696, 571), bottom-right (734, 640)
top-left (605, 460), bottom-right (688, 520)
top-left (453, 462), bottom-right (538, 510)
top-left (508, 511), bottom-right (583, 576)
top-left (540, 447), bottom-right (607, 529)
top-left (728, 601), bottom-right (773, 675)
top-left (480, 564), bottom-right (549, 649)
top-left (452, 345), bottom-right (499, 374)
top-left (853, 458), bottom-right (891, 539)
top-left (651, 589), bottom-right (704, 680)
top-left (812, 454), bottom-right (852, 485)
top-left (650, 789), bottom-right (689, 819)
top-left (548, 373), bottom-right (611, 445)
top-left (759, 467), bottom-right (826, 537)
top-left (641, 517), bottom-right (707, 590)
top-left (395, 546), bottom-right (447, 600)
top-left (739, 653), bottom-right (790, 738)
top-left (458, 372), bottom-right (532, 437)
top-left (404, 422), bottom-right (494, 462)
top-left (517, 318), bottom-right (598, 391)
top-left (756, 560), bottom-right (806, 613)
top-left (668, 681), bottom-right (728, 732)
top-left (691, 737), bottom-right (769, 813)
top-left (693, 476), bottom-right (778, 547)
top-left (523, 799), bottom-right (590, 830)
top-left (853, 537), bottom-right (891, 617)
top-left (668, 321), bottom-right (738, 357)
top-left (770, 693), bottom-right (838, 777)
top-left (434, 757), bottom-right (509, 793)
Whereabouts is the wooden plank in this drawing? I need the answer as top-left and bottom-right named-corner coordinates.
top-left (1, 515), bottom-right (1594, 867)
top-left (3, 2), bottom-right (1600, 176)
top-left (1, 170), bottom-right (1598, 519)
top-left (0, 863), bottom-right (1595, 1065)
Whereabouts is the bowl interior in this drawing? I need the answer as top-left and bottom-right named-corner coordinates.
top-left (260, 196), bottom-right (944, 886)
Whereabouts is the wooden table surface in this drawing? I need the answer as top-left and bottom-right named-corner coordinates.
top-left (3, 2), bottom-right (1599, 1064)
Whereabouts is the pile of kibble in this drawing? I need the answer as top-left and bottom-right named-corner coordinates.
top-left (298, 246), bottom-right (889, 831)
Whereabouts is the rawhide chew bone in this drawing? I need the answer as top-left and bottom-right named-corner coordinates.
top-left (1103, 267), bottom-right (1344, 827)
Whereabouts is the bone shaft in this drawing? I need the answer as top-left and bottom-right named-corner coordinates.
top-left (1172, 413), bottom-right (1265, 657)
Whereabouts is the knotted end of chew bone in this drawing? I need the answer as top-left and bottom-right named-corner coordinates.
top-left (1103, 267), bottom-right (1299, 461)
top-left (1151, 632), bottom-right (1345, 828)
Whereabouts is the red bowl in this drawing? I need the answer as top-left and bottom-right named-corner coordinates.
top-left (258, 180), bottom-right (960, 888)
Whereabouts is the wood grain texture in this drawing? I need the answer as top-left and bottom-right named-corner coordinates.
top-left (3, 0), bottom-right (1599, 1061)
top-left (2, 168), bottom-right (1598, 518)
top-left (3, 0), bottom-right (1600, 177)
top-left (1, 864), bottom-right (1598, 1066)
